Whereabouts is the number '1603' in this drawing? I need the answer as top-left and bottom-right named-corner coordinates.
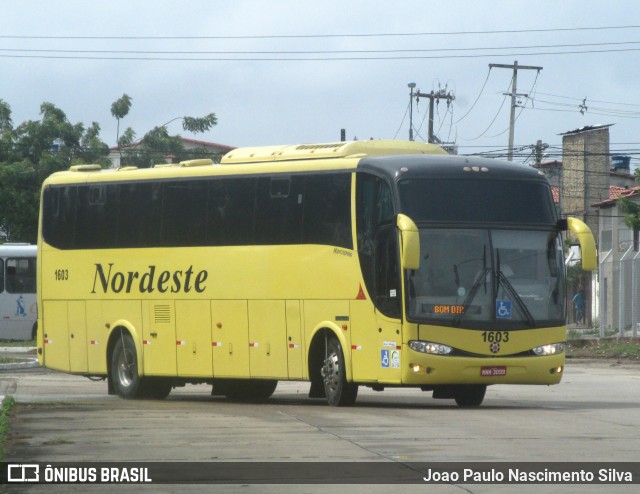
top-left (55, 269), bottom-right (69, 281)
top-left (482, 331), bottom-right (509, 343)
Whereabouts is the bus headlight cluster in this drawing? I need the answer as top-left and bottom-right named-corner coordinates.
top-left (409, 340), bottom-right (453, 355)
top-left (532, 343), bottom-right (565, 356)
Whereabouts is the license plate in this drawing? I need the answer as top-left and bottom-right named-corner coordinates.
top-left (480, 366), bottom-right (507, 377)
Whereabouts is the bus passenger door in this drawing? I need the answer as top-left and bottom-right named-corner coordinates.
top-left (142, 301), bottom-right (177, 376)
top-left (248, 300), bottom-right (288, 379)
top-left (373, 225), bottom-right (402, 383)
top-left (211, 300), bottom-right (250, 378)
top-left (176, 300), bottom-right (213, 377)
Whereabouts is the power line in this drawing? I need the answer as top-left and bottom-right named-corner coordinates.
top-left (2, 24), bottom-right (639, 40)
top-left (3, 47), bottom-right (640, 62)
top-left (3, 40), bottom-right (640, 56)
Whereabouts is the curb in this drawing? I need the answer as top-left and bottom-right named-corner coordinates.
top-left (0, 346), bottom-right (39, 370)
top-left (0, 347), bottom-right (36, 354)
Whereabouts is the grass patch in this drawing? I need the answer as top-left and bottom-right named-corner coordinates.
top-left (0, 357), bottom-right (30, 364)
top-left (567, 339), bottom-right (640, 360)
top-left (0, 340), bottom-right (35, 347)
top-left (0, 396), bottom-right (16, 461)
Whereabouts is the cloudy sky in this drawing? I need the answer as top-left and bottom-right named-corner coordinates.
top-left (3, 0), bottom-right (640, 166)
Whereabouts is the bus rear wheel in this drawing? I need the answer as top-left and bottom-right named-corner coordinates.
top-left (454, 385), bottom-right (486, 407)
top-left (322, 336), bottom-right (358, 406)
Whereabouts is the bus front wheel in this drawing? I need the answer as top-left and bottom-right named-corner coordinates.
top-left (454, 385), bottom-right (486, 407)
top-left (322, 336), bottom-right (358, 406)
top-left (110, 333), bottom-right (172, 400)
top-left (110, 333), bottom-right (143, 399)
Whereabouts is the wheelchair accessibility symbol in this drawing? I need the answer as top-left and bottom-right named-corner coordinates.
top-left (496, 300), bottom-right (512, 319)
top-left (381, 349), bottom-right (400, 369)
top-left (381, 349), bottom-right (390, 368)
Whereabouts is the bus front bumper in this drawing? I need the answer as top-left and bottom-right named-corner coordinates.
top-left (402, 353), bottom-right (565, 386)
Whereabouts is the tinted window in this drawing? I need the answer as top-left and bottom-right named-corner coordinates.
top-left (398, 179), bottom-right (556, 224)
top-left (255, 176), bottom-right (303, 245)
top-left (5, 258), bottom-right (37, 294)
top-left (117, 182), bottom-right (162, 248)
top-left (207, 178), bottom-right (256, 246)
top-left (303, 174), bottom-right (352, 249)
top-left (356, 173), bottom-right (397, 312)
top-left (163, 180), bottom-right (207, 246)
top-left (42, 172), bottom-right (352, 250)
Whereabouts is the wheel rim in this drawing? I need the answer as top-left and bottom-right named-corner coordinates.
top-left (321, 352), bottom-right (340, 396)
top-left (116, 348), bottom-right (135, 388)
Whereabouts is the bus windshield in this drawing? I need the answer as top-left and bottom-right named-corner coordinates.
top-left (397, 178), bottom-right (556, 225)
top-left (406, 228), bottom-right (566, 328)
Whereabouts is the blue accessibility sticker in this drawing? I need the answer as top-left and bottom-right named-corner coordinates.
top-left (381, 349), bottom-right (390, 368)
top-left (496, 300), bottom-right (512, 319)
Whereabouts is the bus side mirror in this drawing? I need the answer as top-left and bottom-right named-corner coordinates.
top-left (564, 217), bottom-right (597, 271)
top-left (397, 214), bottom-right (420, 270)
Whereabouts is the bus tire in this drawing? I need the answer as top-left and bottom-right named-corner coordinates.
top-left (454, 385), bottom-right (486, 407)
top-left (141, 379), bottom-right (172, 400)
top-left (322, 336), bottom-right (358, 406)
top-left (110, 333), bottom-right (144, 399)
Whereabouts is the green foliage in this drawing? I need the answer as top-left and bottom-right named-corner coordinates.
top-left (0, 101), bottom-right (110, 242)
top-left (118, 110), bottom-right (219, 168)
top-left (0, 396), bottom-right (16, 461)
top-left (618, 196), bottom-right (640, 250)
top-left (0, 94), bottom-right (219, 240)
top-left (110, 93), bottom-right (132, 121)
top-left (111, 93), bottom-right (132, 150)
top-left (182, 113), bottom-right (217, 133)
top-left (122, 125), bottom-right (185, 168)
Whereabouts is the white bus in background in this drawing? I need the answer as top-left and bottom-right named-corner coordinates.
top-left (0, 244), bottom-right (37, 340)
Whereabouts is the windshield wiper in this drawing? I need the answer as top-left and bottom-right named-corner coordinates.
top-left (453, 246), bottom-right (489, 326)
top-left (496, 249), bottom-right (535, 327)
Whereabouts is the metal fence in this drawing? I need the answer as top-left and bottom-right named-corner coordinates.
top-left (600, 246), bottom-right (640, 337)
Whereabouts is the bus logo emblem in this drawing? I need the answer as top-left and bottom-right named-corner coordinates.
top-left (489, 342), bottom-right (500, 354)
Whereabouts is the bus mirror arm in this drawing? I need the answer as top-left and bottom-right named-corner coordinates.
top-left (565, 217), bottom-right (597, 272)
top-left (396, 214), bottom-right (421, 270)
top-left (556, 218), bottom-right (568, 231)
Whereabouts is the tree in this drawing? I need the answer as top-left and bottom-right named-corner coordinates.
top-left (111, 96), bottom-right (219, 168)
top-left (0, 101), bottom-right (110, 242)
top-left (618, 196), bottom-right (640, 251)
top-left (110, 93), bottom-right (132, 151)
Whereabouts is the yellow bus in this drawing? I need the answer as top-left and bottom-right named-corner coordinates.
top-left (37, 140), bottom-right (596, 407)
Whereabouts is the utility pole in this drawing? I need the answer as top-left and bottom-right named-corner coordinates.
top-left (408, 82), bottom-right (416, 141)
top-left (416, 89), bottom-right (455, 143)
top-left (489, 61), bottom-right (542, 161)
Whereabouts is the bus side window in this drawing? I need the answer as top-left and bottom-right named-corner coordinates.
top-left (6, 258), bottom-right (36, 294)
top-left (0, 258), bottom-right (4, 293)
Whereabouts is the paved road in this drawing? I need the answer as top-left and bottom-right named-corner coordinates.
top-left (1, 360), bottom-right (639, 493)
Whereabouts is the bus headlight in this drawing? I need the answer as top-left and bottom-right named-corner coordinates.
top-left (409, 340), bottom-right (453, 355)
top-left (532, 343), bottom-right (565, 356)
